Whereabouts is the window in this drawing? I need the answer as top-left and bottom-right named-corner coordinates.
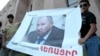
top-left (67, 0), bottom-right (78, 7)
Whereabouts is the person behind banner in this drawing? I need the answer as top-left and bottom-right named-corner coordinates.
top-left (78, 0), bottom-right (100, 56)
top-left (25, 16), bottom-right (64, 47)
top-left (2, 14), bottom-right (20, 56)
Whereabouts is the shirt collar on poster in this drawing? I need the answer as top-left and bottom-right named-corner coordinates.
top-left (35, 29), bottom-right (52, 44)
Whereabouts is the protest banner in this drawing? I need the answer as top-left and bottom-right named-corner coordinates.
top-left (7, 7), bottom-right (82, 56)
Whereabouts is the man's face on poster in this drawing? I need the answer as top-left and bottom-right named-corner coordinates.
top-left (36, 16), bottom-right (53, 37)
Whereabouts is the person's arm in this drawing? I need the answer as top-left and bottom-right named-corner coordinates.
top-left (2, 31), bottom-right (6, 48)
top-left (84, 24), bottom-right (96, 39)
top-left (79, 23), bottom-right (97, 44)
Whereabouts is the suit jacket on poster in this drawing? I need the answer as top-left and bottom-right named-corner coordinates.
top-left (26, 26), bottom-right (64, 47)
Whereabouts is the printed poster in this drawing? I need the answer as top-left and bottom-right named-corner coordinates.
top-left (7, 7), bottom-right (83, 56)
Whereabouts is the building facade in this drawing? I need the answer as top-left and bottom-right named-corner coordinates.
top-left (0, 0), bottom-right (100, 36)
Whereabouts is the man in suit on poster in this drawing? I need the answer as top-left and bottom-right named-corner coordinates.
top-left (25, 16), bottom-right (64, 47)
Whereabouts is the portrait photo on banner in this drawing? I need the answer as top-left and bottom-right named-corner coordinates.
top-left (22, 15), bottom-right (66, 48)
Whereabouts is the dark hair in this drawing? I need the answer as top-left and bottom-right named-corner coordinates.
top-left (80, 0), bottom-right (90, 6)
top-left (0, 21), bottom-right (2, 27)
top-left (7, 14), bottom-right (14, 19)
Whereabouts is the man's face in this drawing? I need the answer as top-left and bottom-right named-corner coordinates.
top-left (8, 18), bottom-right (13, 23)
top-left (80, 2), bottom-right (90, 13)
top-left (36, 17), bottom-right (53, 37)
